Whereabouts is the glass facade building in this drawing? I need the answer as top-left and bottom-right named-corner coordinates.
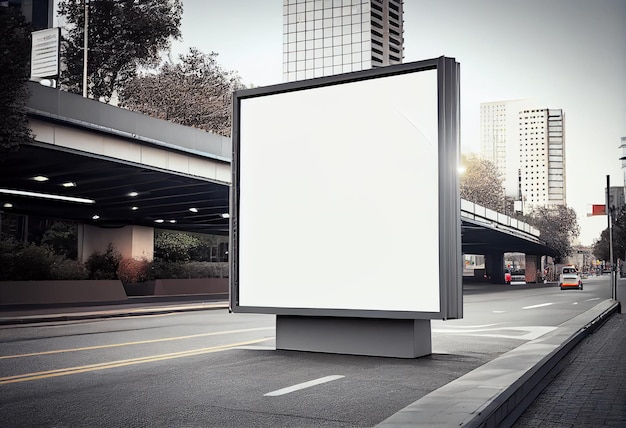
top-left (283, 0), bottom-right (404, 82)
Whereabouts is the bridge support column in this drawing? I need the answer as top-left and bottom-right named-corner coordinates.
top-left (525, 254), bottom-right (541, 283)
top-left (485, 252), bottom-right (505, 283)
top-left (78, 224), bottom-right (154, 263)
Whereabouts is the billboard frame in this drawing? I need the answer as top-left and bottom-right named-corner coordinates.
top-left (230, 56), bottom-right (461, 321)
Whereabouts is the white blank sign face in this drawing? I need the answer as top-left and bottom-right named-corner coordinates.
top-left (237, 69), bottom-right (440, 313)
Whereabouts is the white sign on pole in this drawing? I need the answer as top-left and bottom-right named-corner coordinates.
top-left (31, 27), bottom-right (60, 79)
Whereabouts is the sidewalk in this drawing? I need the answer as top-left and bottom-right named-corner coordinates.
top-left (514, 312), bottom-right (626, 427)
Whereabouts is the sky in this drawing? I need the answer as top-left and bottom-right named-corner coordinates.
top-left (169, 0), bottom-right (626, 246)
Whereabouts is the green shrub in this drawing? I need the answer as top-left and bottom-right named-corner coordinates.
top-left (0, 235), bottom-right (20, 280)
top-left (185, 261), bottom-right (229, 278)
top-left (117, 257), bottom-right (152, 283)
top-left (50, 257), bottom-right (89, 280)
top-left (150, 261), bottom-right (228, 279)
top-left (151, 260), bottom-right (185, 279)
top-left (41, 221), bottom-right (78, 259)
top-left (85, 244), bottom-right (121, 280)
top-left (12, 243), bottom-right (54, 280)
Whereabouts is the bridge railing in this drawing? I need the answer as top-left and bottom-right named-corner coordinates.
top-left (460, 199), bottom-right (540, 238)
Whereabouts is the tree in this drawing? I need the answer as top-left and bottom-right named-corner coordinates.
top-left (592, 205), bottom-right (626, 263)
top-left (154, 231), bottom-right (200, 262)
top-left (523, 205), bottom-right (580, 263)
top-left (118, 48), bottom-right (245, 136)
top-left (459, 154), bottom-right (505, 212)
top-left (0, 6), bottom-right (35, 160)
top-left (57, 0), bottom-right (182, 102)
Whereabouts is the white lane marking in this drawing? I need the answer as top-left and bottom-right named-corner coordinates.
top-left (492, 310), bottom-right (506, 314)
top-left (264, 375), bottom-right (345, 397)
top-left (523, 302), bottom-right (554, 310)
top-left (572, 302), bottom-right (579, 305)
top-left (431, 323), bottom-right (502, 329)
top-left (432, 326), bottom-right (556, 341)
top-left (585, 297), bottom-right (600, 302)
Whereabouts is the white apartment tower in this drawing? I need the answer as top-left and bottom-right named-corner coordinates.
top-left (283, 0), bottom-right (404, 82)
top-left (518, 108), bottom-right (566, 211)
top-left (480, 101), bottom-right (566, 214)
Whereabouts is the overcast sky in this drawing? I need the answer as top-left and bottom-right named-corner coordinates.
top-left (169, 0), bottom-right (625, 246)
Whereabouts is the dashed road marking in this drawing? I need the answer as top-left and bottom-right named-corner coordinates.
top-left (265, 375), bottom-right (345, 396)
top-left (433, 325), bottom-right (556, 341)
top-left (523, 302), bottom-right (554, 310)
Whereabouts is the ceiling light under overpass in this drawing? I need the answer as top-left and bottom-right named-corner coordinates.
top-left (220, 213), bottom-right (230, 218)
top-left (33, 175), bottom-right (49, 182)
top-left (0, 188), bottom-right (95, 204)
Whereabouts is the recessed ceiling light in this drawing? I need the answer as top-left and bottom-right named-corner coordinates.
top-left (189, 207), bottom-right (198, 213)
top-left (131, 206), bottom-right (139, 211)
top-left (169, 220), bottom-right (177, 223)
top-left (92, 214), bottom-right (100, 220)
top-left (3, 202), bottom-right (13, 208)
top-left (33, 176), bottom-right (48, 182)
top-left (220, 213), bottom-right (230, 219)
top-left (154, 219), bottom-right (164, 223)
top-left (0, 188), bottom-right (95, 204)
top-left (128, 192), bottom-right (139, 197)
top-left (62, 182), bottom-right (76, 187)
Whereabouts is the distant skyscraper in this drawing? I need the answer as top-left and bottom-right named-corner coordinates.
top-left (518, 108), bottom-right (566, 212)
top-left (282, 0), bottom-right (404, 82)
top-left (480, 101), bottom-right (566, 214)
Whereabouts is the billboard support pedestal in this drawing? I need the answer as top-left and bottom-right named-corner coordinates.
top-left (276, 316), bottom-right (432, 358)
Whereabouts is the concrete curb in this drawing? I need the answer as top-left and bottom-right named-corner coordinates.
top-left (377, 299), bottom-right (620, 427)
top-left (0, 301), bottom-right (229, 325)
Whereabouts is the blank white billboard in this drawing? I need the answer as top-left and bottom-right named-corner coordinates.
top-left (232, 58), bottom-right (461, 319)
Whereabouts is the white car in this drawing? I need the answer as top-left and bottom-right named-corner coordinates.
top-left (559, 266), bottom-right (583, 290)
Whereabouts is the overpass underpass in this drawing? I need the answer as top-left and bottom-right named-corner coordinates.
top-left (0, 82), bottom-right (557, 274)
top-left (461, 199), bottom-right (558, 283)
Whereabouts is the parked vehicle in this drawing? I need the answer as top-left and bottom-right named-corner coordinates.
top-left (559, 266), bottom-right (583, 290)
top-left (505, 268), bottom-right (525, 285)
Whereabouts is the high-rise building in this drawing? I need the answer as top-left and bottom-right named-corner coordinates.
top-left (518, 108), bottom-right (566, 212)
top-left (282, 0), bottom-right (404, 82)
top-left (479, 101), bottom-right (566, 214)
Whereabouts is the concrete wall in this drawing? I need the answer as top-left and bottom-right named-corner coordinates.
top-left (154, 278), bottom-right (228, 296)
top-left (0, 280), bottom-right (127, 306)
top-left (78, 224), bottom-right (154, 262)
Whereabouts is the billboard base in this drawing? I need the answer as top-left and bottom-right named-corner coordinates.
top-left (276, 316), bottom-right (431, 358)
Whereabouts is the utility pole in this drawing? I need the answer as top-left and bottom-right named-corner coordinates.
top-left (607, 175), bottom-right (616, 301)
top-left (82, 0), bottom-right (89, 98)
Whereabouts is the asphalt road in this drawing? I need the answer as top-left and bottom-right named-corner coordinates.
top-left (0, 276), bottom-right (616, 427)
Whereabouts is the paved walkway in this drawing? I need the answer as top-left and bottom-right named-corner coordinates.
top-left (514, 312), bottom-right (626, 427)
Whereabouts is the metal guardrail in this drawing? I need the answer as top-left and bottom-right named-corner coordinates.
top-left (460, 199), bottom-right (540, 238)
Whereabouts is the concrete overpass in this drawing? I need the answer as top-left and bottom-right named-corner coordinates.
top-left (1, 83), bottom-right (230, 261)
top-left (0, 83), bottom-right (556, 272)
